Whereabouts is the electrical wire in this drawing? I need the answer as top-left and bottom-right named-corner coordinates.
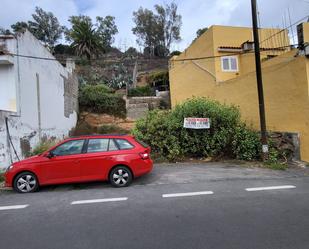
top-left (2, 13), bottom-right (308, 63)
top-left (5, 117), bottom-right (20, 162)
top-left (172, 44), bottom-right (297, 62)
top-left (259, 14), bottom-right (309, 45)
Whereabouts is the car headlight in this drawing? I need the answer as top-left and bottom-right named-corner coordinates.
top-left (6, 165), bottom-right (13, 172)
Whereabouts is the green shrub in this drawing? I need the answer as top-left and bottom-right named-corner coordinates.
top-left (79, 84), bottom-right (126, 118)
top-left (170, 50), bottom-right (181, 56)
top-left (28, 140), bottom-right (57, 157)
top-left (159, 99), bottom-right (169, 109)
top-left (133, 97), bottom-right (257, 161)
top-left (132, 97), bottom-right (288, 163)
top-left (128, 85), bottom-right (155, 97)
top-left (148, 71), bottom-right (169, 87)
top-left (0, 173), bottom-right (4, 183)
top-left (133, 110), bottom-right (182, 161)
top-left (232, 124), bottom-right (261, 161)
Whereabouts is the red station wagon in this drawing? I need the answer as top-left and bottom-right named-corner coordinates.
top-left (4, 135), bottom-right (153, 193)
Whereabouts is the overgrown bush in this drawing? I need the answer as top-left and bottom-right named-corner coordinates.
top-left (170, 50), bottom-right (181, 56)
top-left (79, 84), bottom-right (126, 118)
top-left (128, 85), bottom-right (155, 97)
top-left (132, 97), bottom-right (262, 161)
top-left (232, 124), bottom-right (261, 161)
top-left (27, 140), bottom-right (57, 157)
top-left (148, 71), bottom-right (169, 88)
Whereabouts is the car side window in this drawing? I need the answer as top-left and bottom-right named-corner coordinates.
top-left (108, 139), bottom-right (118, 151)
top-left (115, 139), bottom-right (134, 150)
top-left (87, 139), bottom-right (109, 153)
top-left (52, 140), bottom-right (85, 156)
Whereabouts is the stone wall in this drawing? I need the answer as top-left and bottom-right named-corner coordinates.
top-left (126, 91), bottom-right (171, 120)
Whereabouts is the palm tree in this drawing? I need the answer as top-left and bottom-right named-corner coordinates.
top-left (67, 16), bottom-right (102, 60)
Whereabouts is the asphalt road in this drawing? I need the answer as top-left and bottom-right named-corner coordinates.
top-left (1, 162), bottom-right (309, 249)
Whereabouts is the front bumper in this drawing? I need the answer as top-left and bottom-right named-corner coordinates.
top-left (3, 171), bottom-right (13, 187)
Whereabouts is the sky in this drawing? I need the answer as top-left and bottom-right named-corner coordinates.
top-left (0, 0), bottom-right (309, 51)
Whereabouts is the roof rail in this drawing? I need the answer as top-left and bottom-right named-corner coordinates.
top-left (69, 134), bottom-right (128, 138)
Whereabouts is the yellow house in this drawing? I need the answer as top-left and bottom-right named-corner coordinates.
top-left (169, 24), bottom-right (309, 162)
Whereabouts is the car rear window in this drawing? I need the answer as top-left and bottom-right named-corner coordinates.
top-left (135, 139), bottom-right (149, 148)
top-left (115, 139), bottom-right (134, 150)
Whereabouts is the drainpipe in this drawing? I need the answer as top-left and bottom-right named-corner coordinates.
top-left (15, 34), bottom-right (22, 117)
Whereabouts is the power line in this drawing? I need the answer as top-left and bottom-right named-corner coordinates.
top-left (259, 14), bottom-right (309, 45)
top-left (4, 12), bottom-right (309, 64)
top-left (172, 44), bottom-right (296, 62)
top-left (5, 43), bottom-right (296, 64)
top-left (5, 52), bottom-right (68, 62)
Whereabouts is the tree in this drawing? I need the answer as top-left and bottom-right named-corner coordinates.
top-left (54, 44), bottom-right (74, 55)
top-left (11, 22), bottom-right (28, 33)
top-left (192, 27), bottom-right (208, 43)
top-left (170, 50), bottom-right (181, 56)
top-left (132, 7), bottom-right (158, 55)
top-left (196, 27), bottom-right (208, 38)
top-left (132, 2), bottom-right (182, 57)
top-left (96, 16), bottom-right (118, 51)
top-left (0, 27), bottom-right (12, 35)
top-left (66, 15), bottom-right (101, 60)
top-left (27, 7), bottom-right (64, 49)
top-left (154, 2), bottom-right (182, 55)
top-left (124, 47), bottom-right (139, 57)
top-left (66, 15), bottom-right (118, 59)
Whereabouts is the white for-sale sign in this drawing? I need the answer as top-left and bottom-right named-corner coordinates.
top-left (183, 118), bottom-right (210, 129)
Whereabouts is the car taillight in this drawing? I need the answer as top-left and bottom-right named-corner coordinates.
top-left (139, 151), bottom-right (150, 160)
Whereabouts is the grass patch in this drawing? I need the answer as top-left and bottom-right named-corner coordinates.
top-left (27, 140), bottom-right (58, 157)
top-left (264, 162), bottom-right (288, 171)
top-left (0, 173), bottom-right (4, 183)
top-left (151, 152), bottom-right (170, 164)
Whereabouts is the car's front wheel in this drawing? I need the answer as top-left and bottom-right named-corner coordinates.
top-left (13, 172), bottom-right (39, 193)
top-left (109, 166), bottom-right (132, 188)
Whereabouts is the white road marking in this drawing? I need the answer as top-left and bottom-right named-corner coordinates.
top-left (246, 185), bottom-right (296, 192)
top-left (162, 191), bottom-right (214, 198)
top-left (71, 197), bottom-right (128, 205)
top-left (0, 204), bottom-right (29, 211)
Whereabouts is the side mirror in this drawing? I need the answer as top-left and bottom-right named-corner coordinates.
top-left (46, 151), bottom-right (55, 159)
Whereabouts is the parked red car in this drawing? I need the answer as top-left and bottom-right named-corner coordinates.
top-left (4, 135), bottom-right (153, 193)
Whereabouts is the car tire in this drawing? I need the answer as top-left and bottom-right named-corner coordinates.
top-left (109, 166), bottom-right (133, 188)
top-left (13, 172), bottom-right (39, 193)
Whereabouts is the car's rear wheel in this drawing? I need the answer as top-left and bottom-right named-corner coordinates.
top-left (109, 166), bottom-right (132, 188)
top-left (13, 172), bottom-right (39, 193)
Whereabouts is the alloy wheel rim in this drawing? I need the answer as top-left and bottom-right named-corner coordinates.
top-left (17, 175), bottom-right (36, 193)
top-left (112, 169), bottom-right (129, 186)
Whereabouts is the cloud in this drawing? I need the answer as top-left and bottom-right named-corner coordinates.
top-left (1, 0), bottom-right (308, 51)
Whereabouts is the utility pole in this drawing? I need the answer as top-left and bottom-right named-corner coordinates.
top-left (251, 0), bottom-right (268, 160)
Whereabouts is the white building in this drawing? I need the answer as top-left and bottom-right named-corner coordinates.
top-left (0, 30), bottom-right (78, 170)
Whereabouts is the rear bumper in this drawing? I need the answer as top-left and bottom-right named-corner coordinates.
top-left (134, 159), bottom-right (153, 177)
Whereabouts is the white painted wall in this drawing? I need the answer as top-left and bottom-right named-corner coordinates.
top-left (0, 31), bottom-right (78, 170)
